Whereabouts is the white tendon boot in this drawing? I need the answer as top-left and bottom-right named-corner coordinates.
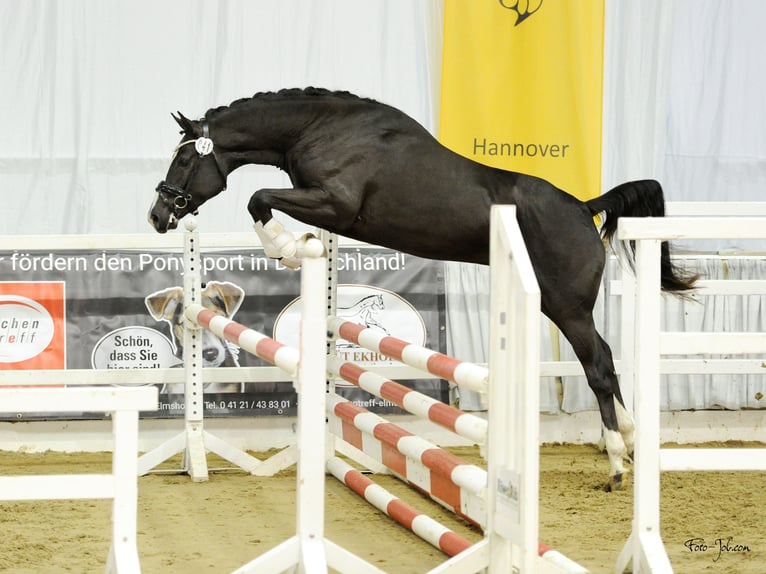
top-left (615, 396), bottom-right (635, 460)
top-left (254, 219), bottom-right (299, 267)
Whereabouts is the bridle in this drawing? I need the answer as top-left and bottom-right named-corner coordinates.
top-left (155, 121), bottom-right (227, 219)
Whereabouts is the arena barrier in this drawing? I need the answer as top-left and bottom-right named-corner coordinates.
top-left (613, 201), bottom-right (766, 413)
top-left (615, 215), bottom-right (766, 573)
top-left (0, 386), bottom-right (157, 573)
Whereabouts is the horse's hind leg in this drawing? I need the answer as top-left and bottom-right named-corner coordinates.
top-left (558, 314), bottom-right (634, 490)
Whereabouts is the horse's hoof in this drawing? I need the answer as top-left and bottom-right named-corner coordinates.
top-left (606, 473), bottom-right (623, 492)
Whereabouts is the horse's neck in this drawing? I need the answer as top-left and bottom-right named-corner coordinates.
top-left (213, 100), bottom-right (317, 170)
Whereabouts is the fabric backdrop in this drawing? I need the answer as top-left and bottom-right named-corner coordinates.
top-left (0, 0), bottom-right (763, 412)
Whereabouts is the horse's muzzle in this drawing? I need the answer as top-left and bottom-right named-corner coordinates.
top-left (147, 192), bottom-right (178, 233)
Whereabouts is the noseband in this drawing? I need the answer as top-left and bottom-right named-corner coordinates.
top-left (155, 121), bottom-right (227, 218)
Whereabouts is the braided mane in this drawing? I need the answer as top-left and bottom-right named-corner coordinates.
top-left (204, 87), bottom-right (376, 119)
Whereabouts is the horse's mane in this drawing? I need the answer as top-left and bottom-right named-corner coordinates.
top-left (204, 87), bottom-right (378, 120)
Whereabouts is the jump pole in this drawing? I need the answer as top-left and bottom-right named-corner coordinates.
top-left (325, 368), bottom-right (588, 572)
top-left (326, 355), bottom-right (488, 445)
top-left (326, 456), bottom-right (475, 556)
top-left (328, 392), bottom-right (486, 526)
top-left (327, 317), bottom-right (489, 395)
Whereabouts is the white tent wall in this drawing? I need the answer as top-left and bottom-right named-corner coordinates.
top-left (0, 0), bottom-right (443, 235)
top-left (0, 0), bottom-right (763, 420)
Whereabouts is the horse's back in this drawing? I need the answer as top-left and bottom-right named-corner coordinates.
top-left (289, 95), bottom-right (604, 280)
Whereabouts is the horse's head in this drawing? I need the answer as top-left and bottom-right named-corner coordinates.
top-left (148, 112), bottom-right (228, 233)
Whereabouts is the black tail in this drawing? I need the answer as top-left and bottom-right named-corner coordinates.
top-left (586, 179), bottom-right (698, 293)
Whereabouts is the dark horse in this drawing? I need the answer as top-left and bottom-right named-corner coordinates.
top-left (148, 87), bottom-right (696, 490)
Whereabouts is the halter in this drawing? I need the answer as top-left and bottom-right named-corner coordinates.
top-left (155, 121), bottom-right (227, 218)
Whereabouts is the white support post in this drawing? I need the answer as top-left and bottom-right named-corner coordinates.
top-left (232, 236), bottom-right (388, 574)
top-left (321, 229), bottom-right (342, 468)
top-left (629, 238), bottom-right (673, 573)
top-left (487, 205), bottom-right (545, 573)
top-left (138, 218), bottom-right (265, 479)
top-left (619, 261), bottom-right (635, 412)
top-left (181, 220), bottom-right (208, 481)
top-left (136, 219), bottom-right (208, 479)
top-left (106, 407), bottom-right (143, 573)
top-left (294, 254), bottom-right (330, 570)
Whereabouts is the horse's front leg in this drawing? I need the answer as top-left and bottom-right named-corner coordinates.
top-left (248, 186), bottom-right (357, 268)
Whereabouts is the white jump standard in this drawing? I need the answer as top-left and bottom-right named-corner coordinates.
top-left (322, 206), bottom-right (589, 572)
top-left (186, 237), bottom-right (394, 574)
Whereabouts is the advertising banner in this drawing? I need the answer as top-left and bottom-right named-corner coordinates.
top-left (0, 244), bottom-right (446, 420)
top-left (440, 0), bottom-right (605, 200)
top-left (0, 282), bottom-right (65, 370)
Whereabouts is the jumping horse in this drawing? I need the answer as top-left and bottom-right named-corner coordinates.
top-left (148, 87), bottom-right (696, 490)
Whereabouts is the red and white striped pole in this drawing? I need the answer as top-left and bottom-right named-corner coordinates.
top-left (185, 304), bottom-right (299, 375)
top-left (328, 393), bottom-right (486, 526)
top-left (326, 355), bottom-right (487, 445)
top-left (327, 456), bottom-right (474, 557)
top-left (327, 317), bottom-right (488, 394)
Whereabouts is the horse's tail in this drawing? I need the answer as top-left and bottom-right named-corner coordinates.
top-left (586, 179), bottom-right (698, 293)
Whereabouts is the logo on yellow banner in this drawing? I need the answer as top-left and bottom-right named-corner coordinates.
top-left (498, 0), bottom-right (543, 26)
top-left (440, 0), bottom-right (604, 201)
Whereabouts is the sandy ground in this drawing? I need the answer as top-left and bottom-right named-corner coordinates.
top-left (0, 443), bottom-right (763, 574)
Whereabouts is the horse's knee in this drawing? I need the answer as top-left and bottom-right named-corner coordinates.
top-left (247, 191), bottom-right (271, 221)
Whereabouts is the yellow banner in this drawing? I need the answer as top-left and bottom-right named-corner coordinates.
top-left (440, 0), bottom-right (605, 200)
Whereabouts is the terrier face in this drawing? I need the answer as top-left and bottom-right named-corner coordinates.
top-left (145, 281), bottom-right (245, 393)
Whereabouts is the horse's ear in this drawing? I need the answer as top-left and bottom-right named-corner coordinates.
top-left (172, 111), bottom-right (195, 135)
